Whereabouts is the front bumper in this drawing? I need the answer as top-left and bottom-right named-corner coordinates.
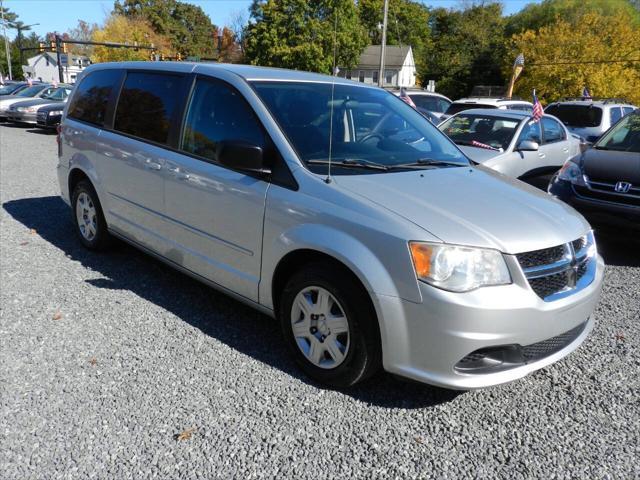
top-left (36, 112), bottom-right (62, 129)
top-left (549, 178), bottom-right (640, 229)
top-left (374, 253), bottom-right (604, 390)
top-left (6, 111), bottom-right (37, 124)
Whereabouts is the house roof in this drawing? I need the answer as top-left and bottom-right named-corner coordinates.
top-left (354, 45), bottom-right (412, 69)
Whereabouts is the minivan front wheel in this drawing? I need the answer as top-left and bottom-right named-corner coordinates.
top-left (279, 263), bottom-right (381, 388)
top-left (72, 180), bottom-right (111, 250)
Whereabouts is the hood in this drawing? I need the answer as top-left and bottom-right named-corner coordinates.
top-left (334, 166), bottom-right (590, 254)
top-left (580, 147), bottom-right (640, 184)
top-left (458, 145), bottom-right (504, 164)
top-left (0, 95), bottom-right (34, 109)
top-left (9, 98), bottom-right (51, 109)
top-left (38, 101), bottom-right (66, 112)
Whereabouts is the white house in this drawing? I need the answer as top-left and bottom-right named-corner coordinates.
top-left (338, 45), bottom-right (416, 88)
top-left (23, 52), bottom-right (90, 84)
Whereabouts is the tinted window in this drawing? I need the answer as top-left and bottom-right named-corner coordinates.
top-left (68, 69), bottom-right (121, 127)
top-left (596, 113), bottom-right (640, 153)
top-left (410, 95), bottom-right (451, 113)
top-left (609, 107), bottom-right (622, 125)
top-left (541, 117), bottom-right (565, 143)
top-left (114, 72), bottom-right (183, 144)
top-left (0, 83), bottom-right (26, 95)
top-left (182, 79), bottom-right (265, 163)
top-left (439, 114), bottom-right (519, 151)
top-left (518, 120), bottom-right (542, 144)
top-left (544, 104), bottom-right (603, 128)
top-left (623, 107), bottom-right (635, 116)
top-left (444, 103), bottom-right (497, 116)
top-left (16, 85), bottom-right (47, 97)
top-left (508, 104), bottom-right (533, 112)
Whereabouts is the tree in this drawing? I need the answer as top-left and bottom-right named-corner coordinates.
top-left (358, 0), bottom-right (431, 82)
top-left (245, 0), bottom-right (368, 74)
top-left (423, 3), bottom-right (507, 99)
top-left (114, 0), bottom-right (218, 57)
top-left (509, 11), bottom-right (640, 105)
top-left (66, 20), bottom-right (99, 56)
top-left (91, 14), bottom-right (170, 63)
top-left (228, 9), bottom-right (249, 55)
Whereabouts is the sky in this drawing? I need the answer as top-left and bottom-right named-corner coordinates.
top-left (5, 0), bottom-right (541, 39)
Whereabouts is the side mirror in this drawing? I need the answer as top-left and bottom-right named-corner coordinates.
top-left (217, 141), bottom-right (270, 174)
top-left (516, 140), bottom-right (539, 151)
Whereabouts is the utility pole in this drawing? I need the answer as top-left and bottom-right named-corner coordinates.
top-left (0, 0), bottom-right (11, 80)
top-left (55, 34), bottom-right (63, 83)
top-left (17, 23), bottom-right (38, 67)
top-left (377, 0), bottom-right (389, 88)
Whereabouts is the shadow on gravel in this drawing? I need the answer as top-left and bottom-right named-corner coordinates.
top-left (3, 195), bottom-right (460, 409)
top-left (593, 229), bottom-right (640, 268)
top-left (26, 128), bottom-right (56, 135)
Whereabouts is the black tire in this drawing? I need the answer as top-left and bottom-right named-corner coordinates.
top-left (71, 180), bottom-right (111, 251)
top-left (279, 262), bottom-right (382, 388)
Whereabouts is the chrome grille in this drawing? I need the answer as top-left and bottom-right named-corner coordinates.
top-left (575, 177), bottom-right (640, 207)
top-left (516, 232), bottom-right (596, 301)
top-left (37, 111), bottom-right (47, 123)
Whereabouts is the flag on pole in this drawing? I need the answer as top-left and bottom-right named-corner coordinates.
top-left (399, 87), bottom-right (416, 108)
top-left (513, 53), bottom-right (525, 80)
top-left (52, 78), bottom-right (58, 88)
top-left (582, 86), bottom-right (591, 100)
top-left (27, 77), bottom-right (33, 86)
top-left (0, 73), bottom-right (4, 85)
top-left (532, 89), bottom-right (543, 122)
top-left (333, 66), bottom-right (340, 76)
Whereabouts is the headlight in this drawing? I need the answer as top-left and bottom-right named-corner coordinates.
top-left (557, 160), bottom-right (581, 183)
top-left (48, 110), bottom-right (64, 116)
top-left (409, 242), bottom-right (511, 292)
top-left (16, 106), bottom-right (27, 112)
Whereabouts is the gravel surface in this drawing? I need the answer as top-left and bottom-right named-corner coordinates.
top-left (1, 124), bottom-right (639, 479)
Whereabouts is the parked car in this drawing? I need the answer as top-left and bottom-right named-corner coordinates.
top-left (548, 109), bottom-right (640, 230)
top-left (35, 101), bottom-right (67, 130)
top-left (390, 89), bottom-right (452, 120)
top-left (440, 97), bottom-right (534, 121)
top-left (58, 62), bottom-right (603, 390)
top-left (545, 99), bottom-right (637, 144)
top-left (6, 86), bottom-right (72, 125)
top-left (0, 81), bottom-right (31, 97)
top-left (439, 109), bottom-right (581, 181)
top-left (0, 83), bottom-right (54, 121)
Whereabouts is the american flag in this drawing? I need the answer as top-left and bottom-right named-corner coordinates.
top-left (532, 89), bottom-right (543, 122)
top-left (27, 77), bottom-right (33, 86)
top-left (471, 140), bottom-right (500, 151)
top-left (582, 87), bottom-right (591, 100)
top-left (514, 53), bottom-right (525, 67)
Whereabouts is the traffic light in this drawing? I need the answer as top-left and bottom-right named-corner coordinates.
top-left (50, 41), bottom-right (56, 52)
top-left (38, 42), bottom-right (46, 52)
top-left (62, 43), bottom-right (68, 54)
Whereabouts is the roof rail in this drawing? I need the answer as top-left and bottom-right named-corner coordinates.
top-left (557, 97), bottom-right (629, 104)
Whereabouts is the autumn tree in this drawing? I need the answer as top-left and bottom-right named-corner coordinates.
top-left (245, 0), bottom-right (368, 74)
top-left (66, 20), bottom-right (99, 56)
top-left (91, 14), bottom-right (171, 63)
top-left (509, 11), bottom-right (640, 105)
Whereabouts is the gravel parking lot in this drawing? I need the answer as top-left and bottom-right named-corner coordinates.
top-left (1, 123), bottom-right (639, 479)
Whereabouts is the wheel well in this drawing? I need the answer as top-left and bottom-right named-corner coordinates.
top-left (68, 168), bottom-right (90, 197)
top-left (271, 249), bottom-right (372, 315)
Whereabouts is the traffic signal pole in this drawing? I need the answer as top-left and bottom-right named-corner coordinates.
top-left (55, 35), bottom-right (64, 83)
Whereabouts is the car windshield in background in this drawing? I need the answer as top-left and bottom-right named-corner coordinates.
top-left (545, 104), bottom-right (603, 128)
top-left (409, 95), bottom-right (451, 113)
top-left (43, 88), bottom-right (72, 101)
top-left (444, 103), bottom-right (498, 116)
top-left (16, 85), bottom-right (46, 97)
top-left (595, 113), bottom-right (640, 153)
top-left (0, 84), bottom-right (25, 95)
top-left (251, 81), bottom-right (469, 175)
top-left (439, 113), bottom-right (520, 151)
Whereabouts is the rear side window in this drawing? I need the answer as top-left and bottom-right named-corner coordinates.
top-left (609, 107), bottom-right (622, 125)
top-left (541, 117), bottom-right (565, 143)
top-left (67, 69), bottom-right (121, 127)
top-left (181, 78), bottom-right (265, 163)
top-left (544, 104), bottom-right (603, 128)
top-left (623, 107), bottom-right (635, 116)
top-left (114, 72), bottom-right (183, 145)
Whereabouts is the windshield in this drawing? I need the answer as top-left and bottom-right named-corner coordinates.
top-left (409, 95), bottom-right (451, 113)
top-left (43, 88), bottom-right (72, 101)
top-left (0, 83), bottom-right (25, 95)
top-left (17, 85), bottom-right (47, 97)
top-left (444, 103), bottom-right (497, 116)
top-left (545, 104), bottom-right (603, 128)
top-left (252, 81), bottom-right (469, 175)
top-left (595, 113), bottom-right (640, 153)
top-left (438, 113), bottom-right (520, 151)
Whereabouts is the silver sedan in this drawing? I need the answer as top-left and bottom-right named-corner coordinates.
top-left (439, 108), bottom-right (582, 180)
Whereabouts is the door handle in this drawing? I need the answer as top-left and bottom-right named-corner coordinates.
top-left (537, 152), bottom-right (546, 158)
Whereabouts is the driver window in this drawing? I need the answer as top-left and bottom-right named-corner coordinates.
top-left (518, 120), bottom-right (542, 145)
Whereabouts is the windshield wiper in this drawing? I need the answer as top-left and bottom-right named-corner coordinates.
top-left (390, 158), bottom-right (464, 169)
top-left (307, 158), bottom-right (389, 171)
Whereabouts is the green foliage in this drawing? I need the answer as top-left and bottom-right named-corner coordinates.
top-left (423, 3), bottom-right (507, 99)
top-left (245, 0), bottom-right (368, 74)
top-left (114, 0), bottom-right (218, 57)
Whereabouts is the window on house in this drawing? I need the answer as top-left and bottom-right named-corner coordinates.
top-left (345, 70), bottom-right (351, 80)
top-left (372, 70), bottom-right (379, 84)
top-left (385, 70), bottom-right (393, 85)
top-left (358, 70), bottom-right (365, 83)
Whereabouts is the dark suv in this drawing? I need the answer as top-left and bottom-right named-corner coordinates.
top-left (548, 109), bottom-right (640, 229)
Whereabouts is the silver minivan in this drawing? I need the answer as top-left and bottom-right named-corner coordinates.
top-left (57, 62), bottom-right (604, 390)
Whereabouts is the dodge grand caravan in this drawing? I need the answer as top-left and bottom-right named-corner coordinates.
top-left (58, 62), bottom-right (604, 390)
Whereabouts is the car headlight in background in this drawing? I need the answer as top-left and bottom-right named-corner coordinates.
top-left (48, 110), bottom-right (64, 116)
top-left (557, 160), bottom-right (582, 183)
top-left (16, 106), bottom-right (39, 113)
top-left (409, 242), bottom-right (511, 292)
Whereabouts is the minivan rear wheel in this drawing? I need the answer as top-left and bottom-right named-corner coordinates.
top-left (279, 263), bottom-right (381, 388)
top-left (71, 180), bottom-right (111, 250)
